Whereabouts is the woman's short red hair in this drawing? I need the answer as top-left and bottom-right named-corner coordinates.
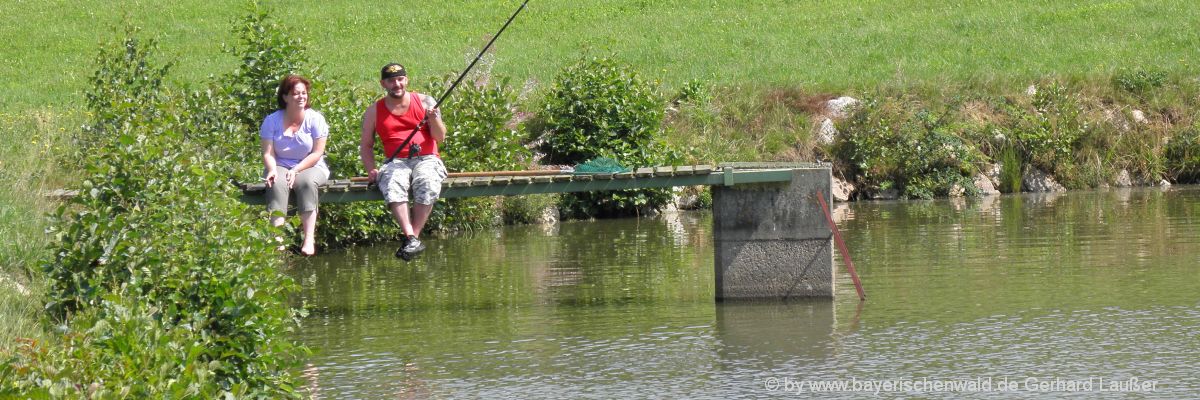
top-left (276, 74), bottom-right (312, 110)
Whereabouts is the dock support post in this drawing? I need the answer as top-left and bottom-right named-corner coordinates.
top-left (712, 167), bottom-right (833, 300)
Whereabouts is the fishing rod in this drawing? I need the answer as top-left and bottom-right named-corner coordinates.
top-left (383, 0), bottom-right (531, 165)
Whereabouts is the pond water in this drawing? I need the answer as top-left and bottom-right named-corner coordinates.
top-left (291, 186), bottom-right (1200, 398)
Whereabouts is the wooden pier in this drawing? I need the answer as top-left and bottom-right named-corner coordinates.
top-left (237, 163), bottom-right (811, 204)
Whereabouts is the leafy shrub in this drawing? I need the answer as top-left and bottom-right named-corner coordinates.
top-left (432, 77), bottom-right (529, 173)
top-left (694, 187), bottom-right (713, 209)
top-left (673, 79), bottom-right (712, 106)
top-left (82, 27), bottom-right (172, 150)
top-left (833, 98), bottom-right (981, 199)
top-left (1165, 123), bottom-right (1200, 183)
top-left (1113, 68), bottom-right (1167, 95)
top-left (427, 197), bottom-right (501, 233)
top-left (217, 0), bottom-right (313, 134)
top-left (423, 75), bottom-right (535, 230)
top-left (4, 292), bottom-right (298, 398)
top-left (2, 23), bottom-right (302, 398)
top-left (170, 88), bottom-right (260, 181)
top-left (539, 57), bottom-right (667, 165)
top-left (536, 56), bottom-right (678, 217)
top-left (1002, 83), bottom-right (1088, 177)
top-left (501, 194), bottom-right (558, 225)
top-left (12, 127), bottom-right (303, 397)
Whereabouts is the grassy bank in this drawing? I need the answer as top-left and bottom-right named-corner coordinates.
top-left (0, 110), bottom-right (76, 353)
top-left (4, 0), bottom-right (1198, 111)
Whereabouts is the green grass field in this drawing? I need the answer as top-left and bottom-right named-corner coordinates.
top-left (3, 0), bottom-right (1198, 111)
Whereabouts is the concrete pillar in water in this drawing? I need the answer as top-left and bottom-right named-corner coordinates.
top-left (713, 167), bottom-right (833, 300)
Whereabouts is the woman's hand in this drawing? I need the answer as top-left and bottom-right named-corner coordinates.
top-left (265, 169), bottom-right (277, 187)
top-left (286, 169), bottom-right (298, 189)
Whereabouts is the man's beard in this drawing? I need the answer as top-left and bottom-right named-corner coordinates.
top-left (386, 87), bottom-right (406, 99)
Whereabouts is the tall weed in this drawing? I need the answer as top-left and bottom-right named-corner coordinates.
top-left (997, 145), bottom-right (1023, 193)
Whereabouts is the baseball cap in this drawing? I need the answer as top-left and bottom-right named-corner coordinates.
top-left (380, 63), bottom-right (407, 80)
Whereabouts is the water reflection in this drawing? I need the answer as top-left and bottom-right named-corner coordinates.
top-left (292, 187), bottom-right (1200, 398)
top-left (714, 300), bottom-right (837, 367)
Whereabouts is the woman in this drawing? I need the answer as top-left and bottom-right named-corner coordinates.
top-left (261, 74), bottom-right (329, 256)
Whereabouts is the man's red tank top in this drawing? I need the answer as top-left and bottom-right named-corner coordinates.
top-left (374, 92), bottom-right (439, 158)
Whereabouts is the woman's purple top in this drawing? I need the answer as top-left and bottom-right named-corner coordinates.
top-left (260, 108), bottom-right (329, 170)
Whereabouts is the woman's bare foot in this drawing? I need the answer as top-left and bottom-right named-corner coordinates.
top-left (300, 241), bottom-right (316, 256)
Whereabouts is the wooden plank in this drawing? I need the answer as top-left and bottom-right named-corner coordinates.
top-left (439, 173), bottom-right (724, 198)
top-left (719, 161), bottom-right (827, 170)
top-left (325, 181), bottom-right (349, 192)
top-left (236, 164), bottom-right (801, 203)
top-left (675, 166), bottom-right (694, 175)
top-left (449, 170), bottom-right (565, 178)
top-left (634, 167), bottom-right (654, 178)
top-left (654, 166), bottom-right (674, 177)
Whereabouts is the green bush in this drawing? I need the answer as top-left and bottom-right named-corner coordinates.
top-left (3, 294), bottom-right (298, 398)
top-left (537, 56), bottom-right (678, 217)
top-left (1002, 83), bottom-right (1088, 176)
top-left (217, 0), bottom-right (313, 134)
top-left (427, 197), bottom-right (501, 233)
top-left (82, 27), bottom-right (172, 151)
top-left (1165, 123), bottom-right (1200, 183)
top-left (11, 129), bottom-right (303, 397)
top-left (432, 77), bottom-right (529, 173)
top-left (833, 98), bottom-right (981, 199)
top-left (1113, 68), bottom-right (1167, 95)
top-left (673, 79), bottom-right (712, 107)
top-left (1, 24), bottom-right (303, 398)
top-left (501, 194), bottom-right (558, 225)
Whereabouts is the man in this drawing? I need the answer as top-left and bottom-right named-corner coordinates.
top-left (360, 63), bottom-right (448, 261)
